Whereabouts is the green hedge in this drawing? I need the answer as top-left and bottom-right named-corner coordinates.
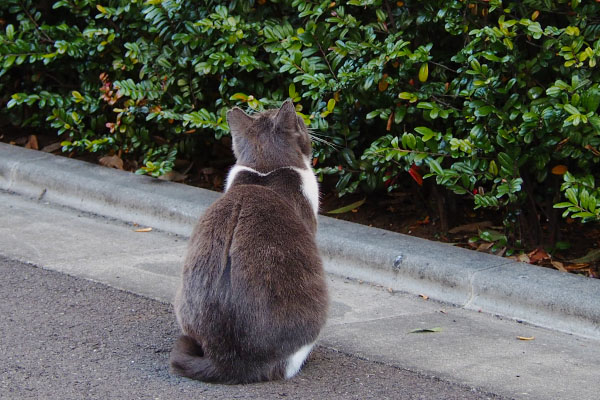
top-left (1, 0), bottom-right (599, 246)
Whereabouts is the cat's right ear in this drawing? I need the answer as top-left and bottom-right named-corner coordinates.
top-left (227, 107), bottom-right (253, 138)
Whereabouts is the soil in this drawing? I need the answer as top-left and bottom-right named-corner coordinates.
top-left (2, 130), bottom-right (599, 279)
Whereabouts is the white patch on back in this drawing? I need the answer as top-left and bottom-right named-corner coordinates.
top-left (225, 159), bottom-right (319, 217)
top-left (224, 164), bottom-right (262, 192)
top-left (285, 342), bottom-right (315, 379)
top-left (289, 158), bottom-right (320, 218)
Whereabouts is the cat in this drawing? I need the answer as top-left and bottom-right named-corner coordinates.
top-left (170, 99), bottom-right (329, 384)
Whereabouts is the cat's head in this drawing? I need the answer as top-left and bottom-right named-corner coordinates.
top-left (226, 99), bottom-right (312, 172)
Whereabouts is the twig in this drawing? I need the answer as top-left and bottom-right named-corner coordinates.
top-left (312, 34), bottom-right (339, 82)
top-left (384, 0), bottom-right (396, 33)
top-left (370, 147), bottom-right (493, 160)
top-left (20, 0), bottom-right (53, 43)
top-left (431, 96), bottom-right (460, 111)
top-left (430, 60), bottom-right (458, 74)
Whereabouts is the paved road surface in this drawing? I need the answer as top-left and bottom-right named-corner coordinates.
top-left (1, 256), bottom-right (501, 400)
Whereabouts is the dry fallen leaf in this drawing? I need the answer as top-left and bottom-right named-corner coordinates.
top-left (416, 216), bottom-right (430, 225)
top-left (134, 227), bottom-right (152, 232)
top-left (99, 154), bottom-right (124, 170)
top-left (418, 294), bottom-right (429, 300)
top-left (527, 248), bottom-right (550, 264)
top-left (551, 261), bottom-right (568, 272)
top-left (495, 247), bottom-right (507, 257)
top-left (449, 220), bottom-right (493, 234)
top-left (158, 170), bottom-right (188, 182)
top-left (516, 254), bottom-right (531, 263)
top-left (565, 263), bottom-right (591, 271)
top-left (409, 327), bottom-right (442, 334)
top-left (41, 142), bottom-right (62, 153)
top-left (477, 242), bottom-right (494, 251)
top-left (25, 135), bottom-right (39, 150)
top-left (517, 336), bottom-right (535, 341)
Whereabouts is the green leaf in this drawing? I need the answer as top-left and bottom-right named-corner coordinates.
top-left (327, 198), bottom-right (366, 214)
top-left (327, 98), bottom-right (336, 112)
top-left (563, 104), bottom-right (580, 115)
top-left (475, 106), bottom-right (494, 117)
top-left (564, 26), bottom-right (580, 36)
top-left (428, 159), bottom-right (443, 175)
top-left (565, 188), bottom-right (578, 205)
top-left (414, 126), bottom-right (436, 141)
top-left (553, 202), bottom-right (574, 209)
top-left (546, 86), bottom-right (562, 97)
top-left (366, 110), bottom-right (380, 119)
top-left (6, 24), bottom-right (14, 40)
top-left (497, 152), bottom-right (513, 171)
top-left (488, 160), bottom-right (498, 176)
top-left (418, 63), bottom-right (429, 83)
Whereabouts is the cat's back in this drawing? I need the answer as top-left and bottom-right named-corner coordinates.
top-left (181, 171), bottom-right (327, 354)
top-left (186, 167), bottom-right (320, 277)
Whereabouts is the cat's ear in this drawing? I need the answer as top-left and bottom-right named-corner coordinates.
top-left (227, 107), bottom-right (253, 137)
top-left (275, 99), bottom-right (298, 131)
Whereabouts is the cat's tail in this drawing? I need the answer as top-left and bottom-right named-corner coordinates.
top-left (170, 335), bottom-right (287, 384)
top-left (169, 335), bottom-right (221, 382)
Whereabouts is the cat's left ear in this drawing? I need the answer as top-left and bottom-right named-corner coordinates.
top-left (227, 107), bottom-right (253, 137)
top-left (275, 99), bottom-right (298, 131)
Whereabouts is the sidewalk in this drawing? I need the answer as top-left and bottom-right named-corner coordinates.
top-left (2, 256), bottom-right (499, 400)
top-left (1, 142), bottom-right (600, 399)
top-left (1, 143), bottom-right (599, 340)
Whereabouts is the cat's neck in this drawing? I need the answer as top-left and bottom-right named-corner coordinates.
top-left (225, 160), bottom-right (319, 218)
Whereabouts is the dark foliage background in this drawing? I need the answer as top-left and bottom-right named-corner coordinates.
top-left (1, 0), bottom-right (599, 249)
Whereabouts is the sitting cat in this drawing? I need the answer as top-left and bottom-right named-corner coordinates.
top-left (170, 99), bottom-right (328, 384)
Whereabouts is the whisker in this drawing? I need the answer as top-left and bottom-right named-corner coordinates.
top-left (309, 133), bottom-right (341, 149)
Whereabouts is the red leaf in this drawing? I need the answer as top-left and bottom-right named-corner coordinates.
top-left (408, 164), bottom-right (423, 186)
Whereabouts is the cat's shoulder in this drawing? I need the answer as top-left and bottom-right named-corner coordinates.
top-left (225, 164), bottom-right (319, 217)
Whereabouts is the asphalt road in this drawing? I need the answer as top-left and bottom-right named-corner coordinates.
top-left (1, 256), bottom-right (502, 400)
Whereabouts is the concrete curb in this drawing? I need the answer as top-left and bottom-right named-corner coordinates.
top-left (1, 142), bottom-right (599, 339)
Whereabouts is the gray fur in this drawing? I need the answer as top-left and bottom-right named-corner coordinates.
top-left (170, 100), bottom-right (328, 384)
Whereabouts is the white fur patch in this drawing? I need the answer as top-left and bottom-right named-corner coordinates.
top-left (224, 164), bottom-right (259, 192)
top-left (289, 158), bottom-right (319, 217)
top-left (285, 342), bottom-right (315, 379)
top-left (224, 160), bottom-right (320, 217)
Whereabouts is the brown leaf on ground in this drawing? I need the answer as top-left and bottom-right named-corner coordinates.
top-left (449, 220), bottom-right (493, 234)
top-left (517, 336), bottom-right (535, 341)
top-left (134, 227), bottom-right (152, 232)
top-left (409, 327), bottom-right (442, 334)
top-left (25, 135), bottom-right (39, 150)
top-left (41, 142), bottom-right (62, 153)
top-left (516, 254), bottom-right (530, 263)
top-left (477, 242), bottom-right (494, 251)
top-left (158, 170), bottom-right (188, 182)
top-left (527, 248), bottom-right (550, 264)
top-left (495, 247), bottom-right (507, 257)
top-left (416, 216), bottom-right (430, 225)
top-left (99, 155), bottom-right (124, 170)
top-left (418, 294), bottom-right (429, 300)
top-left (551, 261), bottom-right (568, 272)
top-left (565, 263), bottom-right (590, 271)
